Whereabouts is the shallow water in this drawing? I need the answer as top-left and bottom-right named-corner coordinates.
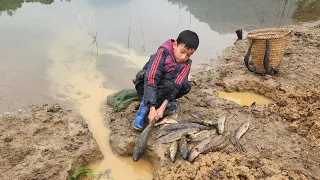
top-left (218, 91), bottom-right (271, 106)
top-left (0, 0), bottom-right (319, 179)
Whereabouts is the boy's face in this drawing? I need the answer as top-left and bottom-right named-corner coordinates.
top-left (173, 41), bottom-right (196, 63)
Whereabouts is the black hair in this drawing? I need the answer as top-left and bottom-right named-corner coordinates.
top-left (176, 30), bottom-right (199, 50)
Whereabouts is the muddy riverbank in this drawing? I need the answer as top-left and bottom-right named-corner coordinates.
top-left (0, 20), bottom-right (318, 180)
top-left (105, 20), bottom-right (320, 179)
top-left (0, 104), bottom-right (103, 179)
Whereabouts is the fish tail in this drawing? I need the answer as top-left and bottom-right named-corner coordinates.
top-left (230, 131), bottom-right (237, 147)
top-left (235, 139), bottom-right (243, 152)
top-left (170, 153), bottom-right (176, 162)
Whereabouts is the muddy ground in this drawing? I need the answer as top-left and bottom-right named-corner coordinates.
top-left (105, 20), bottom-right (320, 180)
top-left (0, 104), bottom-right (103, 180)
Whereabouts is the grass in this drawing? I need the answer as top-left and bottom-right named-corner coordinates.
top-left (69, 166), bottom-right (114, 180)
top-left (69, 166), bottom-right (94, 180)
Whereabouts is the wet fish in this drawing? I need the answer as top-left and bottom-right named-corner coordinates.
top-left (217, 115), bottom-right (226, 135)
top-left (202, 132), bottom-right (230, 153)
top-left (155, 128), bottom-right (199, 144)
top-left (233, 122), bottom-right (250, 152)
top-left (235, 122), bottom-right (250, 139)
top-left (170, 141), bottom-right (178, 162)
top-left (188, 129), bottom-right (217, 142)
top-left (155, 114), bottom-right (178, 126)
top-left (188, 130), bottom-right (207, 139)
top-left (154, 118), bottom-right (178, 127)
top-left (171, 113), bottom-right (179, 119)
top-left (189, 113), bottom-right (200, 119)
top-left (160, 122), bottom-right (209, 132)
top-left (187, 137), bottom-right (212, 162)
top-left (155, 129), bottom-right (176, 139)
top-left (156, 122), bottom-right (208, 139)
top-left (179, 119), bottom-right (218, 127)
top-left (188, 132), bottom-right (230, 162)
top-left (133, 118), bottom-right (156, 162)
top-left (179, 133), bottom-right (189, 160)
top-left (203, 119), bottom-right (219, 126)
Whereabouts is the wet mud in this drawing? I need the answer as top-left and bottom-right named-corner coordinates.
top-left (0, 104), bottom-right (103, 180)
top-left (105, 20), bottom-right (320, 179)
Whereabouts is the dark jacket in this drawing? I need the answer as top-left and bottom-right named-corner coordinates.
top-left (141, 39), bottom-right (192, 107)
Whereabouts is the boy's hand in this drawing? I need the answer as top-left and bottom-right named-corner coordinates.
top-left (156, 108), bottom-right (165, 119)
top-left (156, 99), bottom-right (168, 119)
top-left (148, 107), bottom-right (159, 122)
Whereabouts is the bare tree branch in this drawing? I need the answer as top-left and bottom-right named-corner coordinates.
top-left (279, 0), bottom-right (289, 27)
top-left (128, 15), bottom-right (132, 54)
top-left (138, 12), bottom-right (146, 55)
top-left (206, 0), bottom-right (211, 21)
top-left (177, 1), bottom-right (181, 29)
top-left (77, 0), bottom-right (99, 64)
top-left (188, 11), bottom-right (191, 29)
top-left (251, 0), bottom-right (265, 28)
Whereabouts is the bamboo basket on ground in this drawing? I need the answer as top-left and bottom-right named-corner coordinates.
top-left (244, 28), bottom-right (291, 74)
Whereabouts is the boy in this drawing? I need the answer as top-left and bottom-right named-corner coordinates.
top-left (132, 30), bottom-right (199, 130)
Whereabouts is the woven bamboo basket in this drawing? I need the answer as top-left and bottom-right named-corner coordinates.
top-left (246, 28), bottom-right (291, 74)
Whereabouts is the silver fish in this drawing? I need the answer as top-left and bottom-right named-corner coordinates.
top-left (217, 115), bottom-right (226, 135)
top-left (154, 118), bottom-right (178, 127)
top-left (160, 122), bottom-right (209, 132)
top-left (156, 122), bottom-right (208, 139)
top-left (188, 137), bottom-right (212, 162)
top-left (154, 113), bottom-right (179, 126)
top-left (189, 113), bottom-right (200, 119)
top-left (156, 129), bottom-right (175, 139)
top-left (179, 133), bottom-right (189, 160)
top-left (170, 141), bottom-right (178, 162)
top-left (155, 128), bottom-right (199, 144)
top-left (233, 121), bottom-right (250, 152)
top-left (133, 118), bottom-right (156, 162)
top-left (188, 130), bottom-right (206, 139)
top-left (235, 122), bottom-right (250, 139)
top-left (202, 132), bottom-right (230, 153)
top-left (188, 129), bottom-right (217, 142)
top-left (179, 119), bottom-right (218, 127)
top-left (188, 132), bottom-right (230, 162)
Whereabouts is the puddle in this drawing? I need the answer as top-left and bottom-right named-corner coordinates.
top-left (218, 91), bottom-right (271, 106)
top-left (47, 28), bottom-right (152, 180)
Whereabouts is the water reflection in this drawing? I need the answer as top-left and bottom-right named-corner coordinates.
top-left (166, 0), bottom-right (320, 33)
top-left (0, 0), bottom-right (70, 16)
top-left (2, 0), bottom-right (319, 27)
top-left (88, 0), bottom-right (131, 8)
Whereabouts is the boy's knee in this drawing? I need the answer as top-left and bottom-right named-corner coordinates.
top-left (159, 80), bottom-right (175, 92)
top-left (175, 81), bottom-right (192, 99)
top-left (182, 81), bottom-right (192, 94)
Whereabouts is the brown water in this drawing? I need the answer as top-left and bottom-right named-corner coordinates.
top-left (218, 91), bottom-right (271, 106)
top-left (0, 0), bottom-right (319, 179)
top-left (46, 28), bottom-right (152, 179)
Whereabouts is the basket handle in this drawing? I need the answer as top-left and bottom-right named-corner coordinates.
top-left (263, 40), bottom-right (270, 74)
top-left (244, 39), bottom-right (278, 74)
top-left (244, 40), bottom-right (256, 73)
top-left (263, 40), bottom-right (279, 74)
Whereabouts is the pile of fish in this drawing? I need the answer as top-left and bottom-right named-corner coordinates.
top-left (133, 114), bottom-right (250, 162)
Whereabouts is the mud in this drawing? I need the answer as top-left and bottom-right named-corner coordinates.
top-left (0, 104), bottom-right (103, 180)
top-left (105, 20), bottom-right (320, 179)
